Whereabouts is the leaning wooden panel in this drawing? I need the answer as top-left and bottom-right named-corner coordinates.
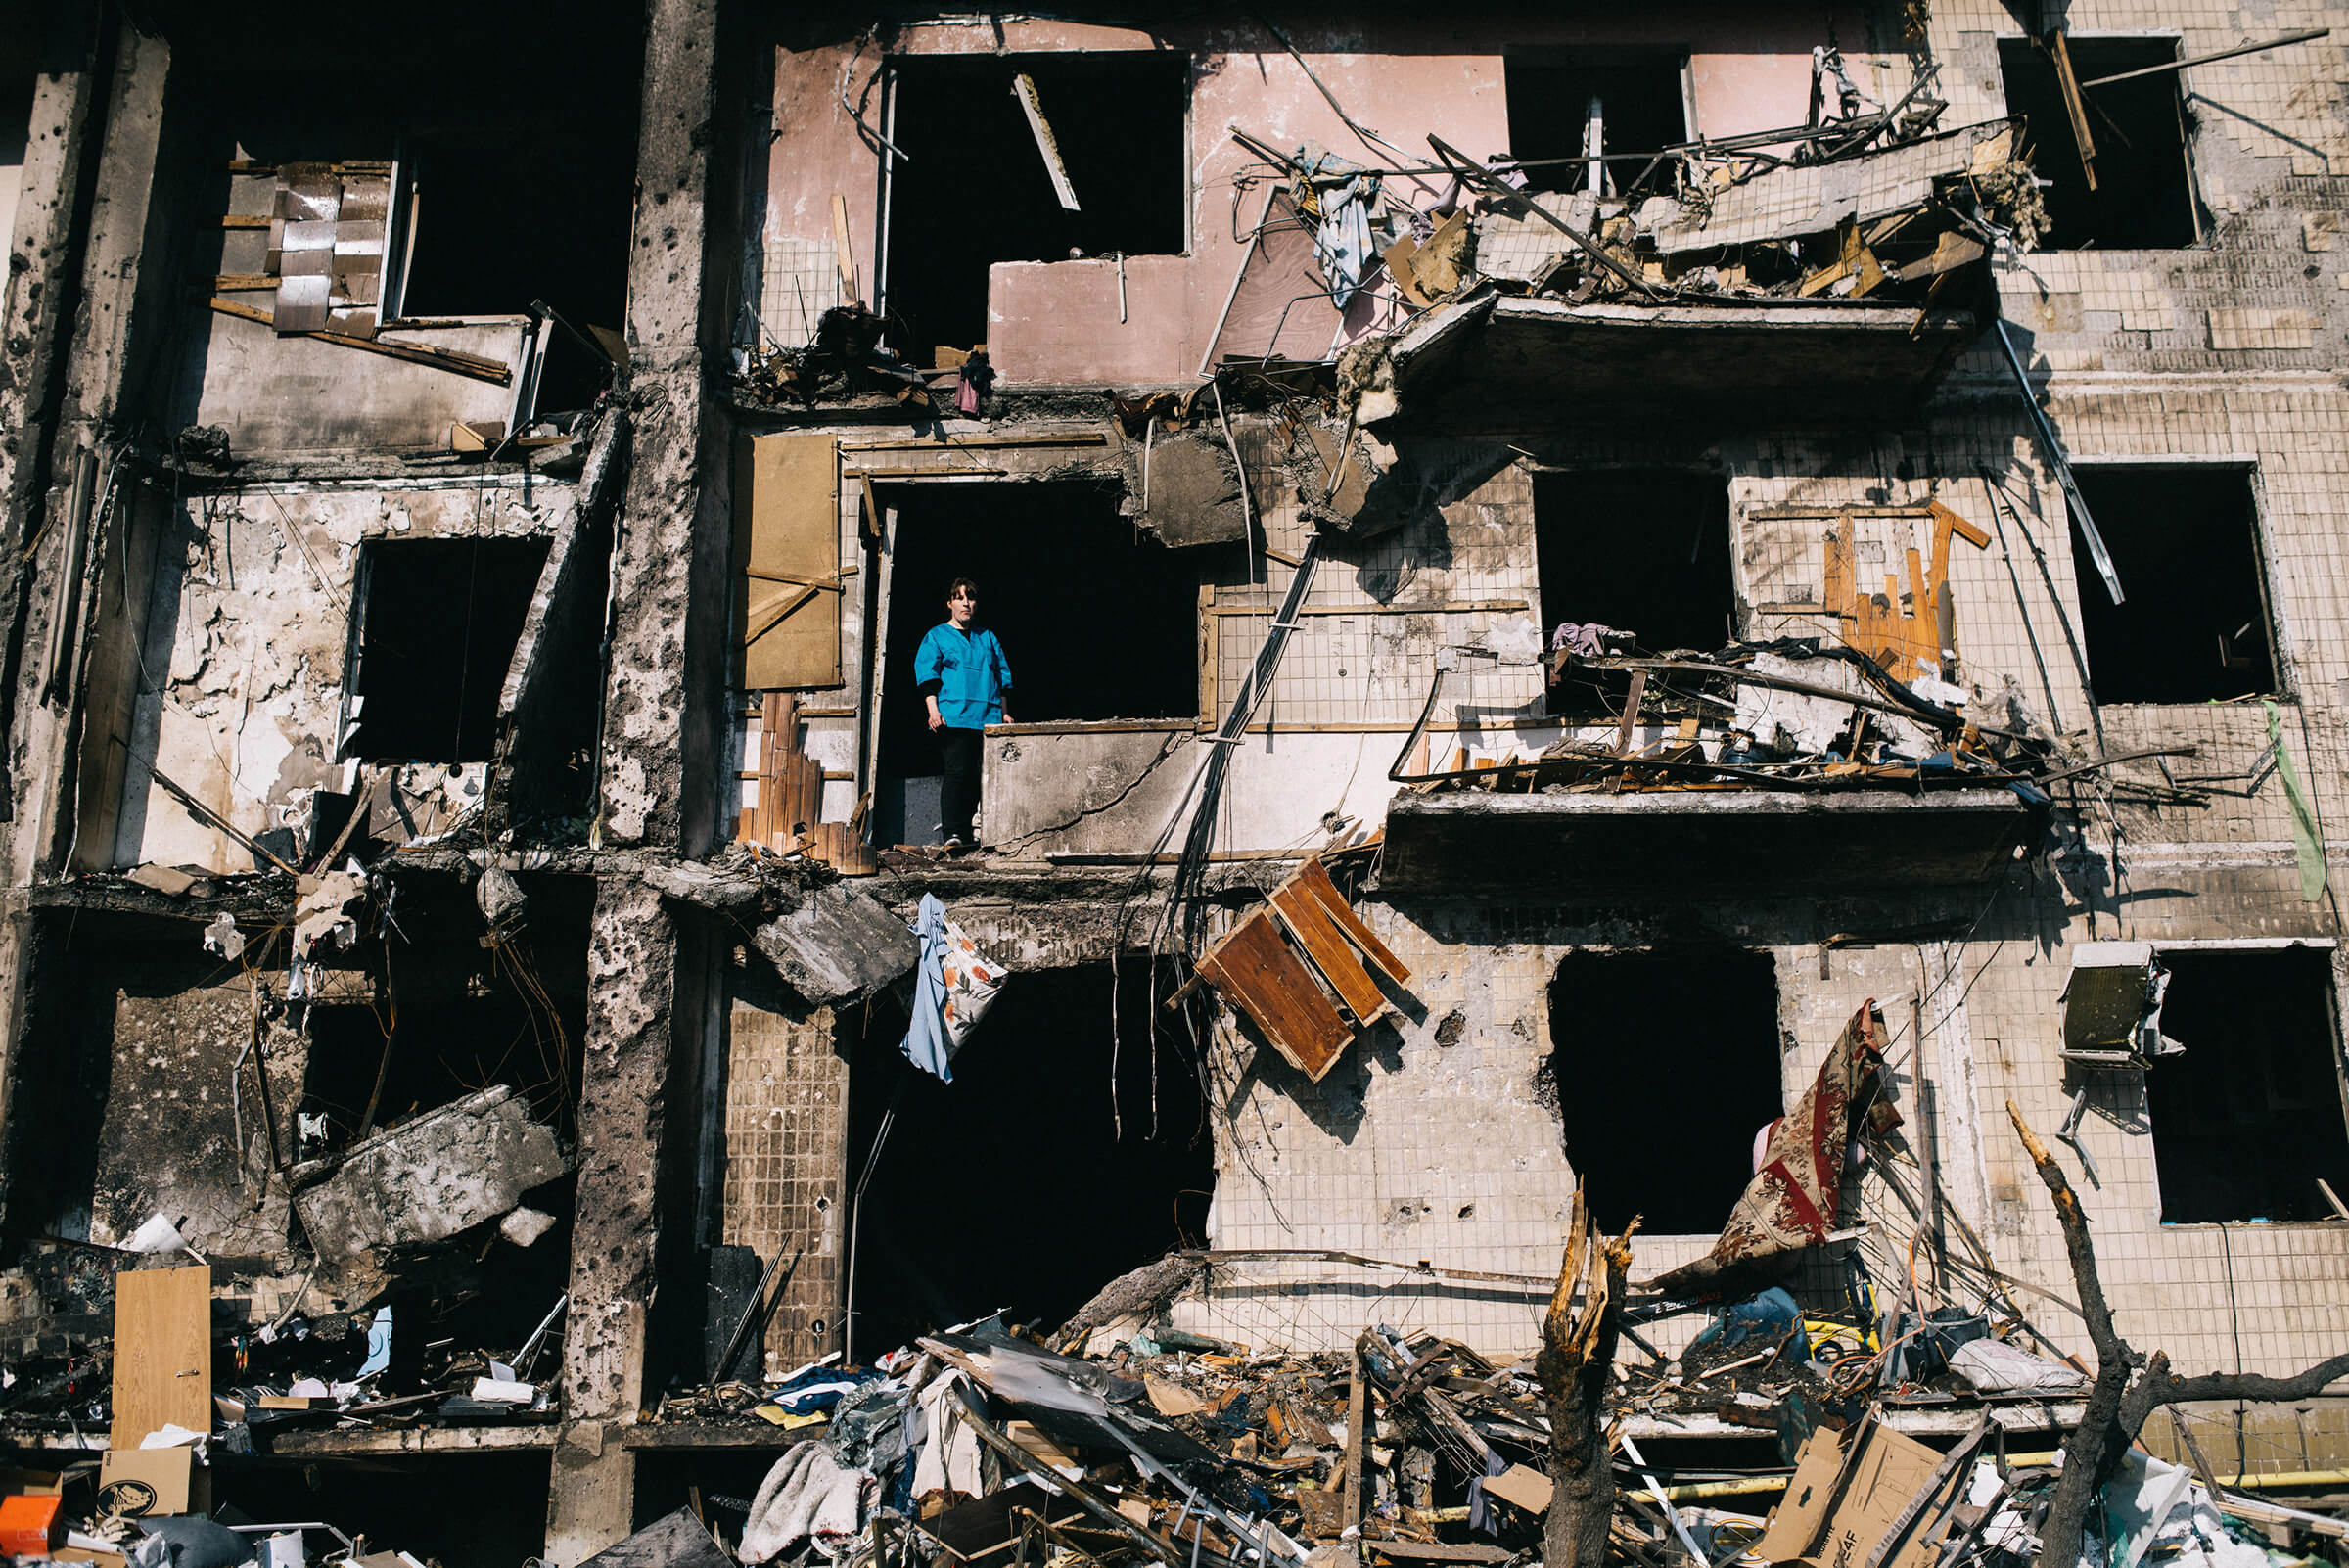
top-left (1285, 857), bottom-right (1411, 988)
top-left (735, 433), bottom-right (843, 688)
top-left (1197, 909), bottom-right (1355, 1081)
top-left (1268, 880), bottom-right (1389, 1026)
top-left (111, 1263), bottom-right (212, 1449)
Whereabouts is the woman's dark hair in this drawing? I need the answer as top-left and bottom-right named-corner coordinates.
top-left (947, 577), bottom-right (980, 600)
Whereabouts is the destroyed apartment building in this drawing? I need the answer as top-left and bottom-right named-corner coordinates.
top-left (4, 0), bottom-right (2349, 1564)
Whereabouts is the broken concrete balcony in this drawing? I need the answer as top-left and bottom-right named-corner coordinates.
top-left (1378, 784), bottom-right (2030, 894)
top-left (1361, 291), bottom-right (1978, 428)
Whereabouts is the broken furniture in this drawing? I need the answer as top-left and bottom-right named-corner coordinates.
top-left (1184, 855), bottom-right (1411, 1080)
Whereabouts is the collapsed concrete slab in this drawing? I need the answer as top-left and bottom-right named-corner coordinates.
top-left (752, 882), bottom-right (919, 1006)
top-left (294, 1084), bottom-right (567, 1259)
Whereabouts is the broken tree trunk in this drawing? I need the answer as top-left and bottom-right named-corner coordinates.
top-left (1536, 1191), bottom-right (1637, 1568)
top-left (2007, 1101), bottom-right (2349, 1568)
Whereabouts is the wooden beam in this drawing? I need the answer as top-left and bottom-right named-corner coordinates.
top-left (207, 297), bottom-right (512, 384)
top-left (839, 433), bottom-right (1108, 452)
top-left (1207, 598), bottom-right (1530, 618)
top-left (832, 194), bottom-right (860, 302)
top-left (2050, 30), bottom-right (2100, 191)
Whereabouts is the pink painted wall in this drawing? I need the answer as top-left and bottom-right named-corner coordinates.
top-left (764, 10), bottom-right (1867, 386)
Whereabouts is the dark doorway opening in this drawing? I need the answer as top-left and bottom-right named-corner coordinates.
top-left (2146, 947), bottom-right (2349, 1223)
top-left (844, 959), bottom-right (1213, 1355)
top-left (884, 51), bottom-right (1188, 361)
top-left (874, 480), bottom-right (1197, 844)
top-left (1545, 948), bottom-right (1781, 1234)
top-left (1999, 36), bottom-right (2198, 250)
top-left (2068, 466), bottom-right (2275, 704)
top-left (346, 536), bottom-right (550, 762)
top-left (1505, 48), bottom-right (1688, 196)
top-left (212, 1453), bottom-right (549, 1568)
top-left (1536, 470), bottom-right (1732, 716)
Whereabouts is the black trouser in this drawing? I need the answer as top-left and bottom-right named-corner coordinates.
top-left (940, 725), bottom-right (984, 843)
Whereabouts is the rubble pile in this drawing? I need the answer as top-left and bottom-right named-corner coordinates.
top-left (1403, 638), bottom-right (2062, 802)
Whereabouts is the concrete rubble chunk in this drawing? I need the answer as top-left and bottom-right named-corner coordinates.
top-left (752, 882), bottom-right (919, 1005)
top-left (294, 1084), bottom-right (568, 1259)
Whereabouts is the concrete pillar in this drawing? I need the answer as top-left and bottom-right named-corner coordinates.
top-left (596, 0), bottom-right (731, 857)
top-left (546, 881), bottom-right (679, 1560)
top-left (545, 0), bottom-right (730, 1551)
top-left (0, 16), bottom-right (173, 1225)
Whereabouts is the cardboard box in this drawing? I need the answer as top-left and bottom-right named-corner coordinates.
top-left (1754, 1419), bottom-right (1955, 1568)
top-left (0, 1494), bottom-right (65, 1555)
top-left (99, 1448), bottom-right (206, 1518)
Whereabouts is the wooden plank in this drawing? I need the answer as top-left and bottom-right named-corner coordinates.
top-left (1283, 858), bottom-right (1411, 989)
top-left (1342, 1339), bottom-right (1368, 1535)
top-left (207, 298), bottom-right (512, 383)
top-left (1614, 667), bottom-right (1647, 756)
top-left (1205, 599), bottom-right (1530, 617)
top-left (838, 433), bottom-right (1108, 452)
top-left (111, 1264), bottom-right (211, 1448)
top-left (1367, 1540), bottom-right (1513, 1563)
top-left (832, 194), bottom-right (860, 300)
top-left (1196, 910), bottom-right (1354, 1081)
top-left (2050, 31), bottom-right (2100, 191)
top-left (1268, 882), bottom-right (1389, 1025)
top-left (735, 435), bottom-right (844, 688)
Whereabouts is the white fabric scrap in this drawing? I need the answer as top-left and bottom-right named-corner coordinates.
top-left (740, 1442), bottom-right (870, 1563)
top-left (911, 1370), bottom-right (984, 1501)
top-left (1950, 1337), bottom-right (2089, 1394)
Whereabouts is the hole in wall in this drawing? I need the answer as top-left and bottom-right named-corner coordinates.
top-left (1505, 47), bottom-right (1689, 197)
top-left (883, 51), bottom-right (1189, 360)
top-left (1536, 470), bottom-right (1733, 718)
top-left (2067, 465), bottom-right (2276, 704)
top-left (1544, 947), bottom-right (1781, 1235)
top-left (844, 958), bottom-right (1212, 1354)
top-left (872, 479), bottom-right (1200, 845)
top-left (1999, 35), bottom-right (2198, 250)
top-left (345, 537), bottom-right (552, 763)
top-left (2146, 946), bottom-right (2349, 1223)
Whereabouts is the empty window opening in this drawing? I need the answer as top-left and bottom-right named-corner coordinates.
top-left (2145, 947), bottom-right (2349, 1223)
top-left (1998, 36), bottom-right (2197, 249)
top-left (1536, 470), bottom-right (1733, 717)
top-left (213, 1454), bottom-right (550, 1568)
top-left (884, 52), bottom-right (1188, 361)
top-left (1546, 949), bottom-right (1782, 1235)
top-left (174, 0), bottom-right (640, 413)
top-left (298, 873), bottom-right (592, 1154)
top-left (1505, 49), bottom-right (1689, 197)
top-left (845, 959), bottom-right (1213, 1355)
top-left (874, 480), bottom-right (1198, 845)
top-left (346, 537), bottom-right (550, 762)
top-left (2068, 466), bottom-right (2275, 704)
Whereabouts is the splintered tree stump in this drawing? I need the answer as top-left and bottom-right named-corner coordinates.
top-left (1536, 1191), bottom-right (1638, 1568)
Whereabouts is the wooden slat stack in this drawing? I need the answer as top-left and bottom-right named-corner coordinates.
top-left (740, 693), bottom-right (876, 875)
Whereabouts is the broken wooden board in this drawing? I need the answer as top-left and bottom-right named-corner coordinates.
top-left (1268, 878), bottom-right (1389, 1026)
top-left (740, 694), bottom-right (876, 874)
top-left (1283, 856), bottom-right (1411, 989)
top-left (1816, 501), bottom-right (1990, 680)
top-left (1481, 1462), bottom-right (1553, 1515)
top-left (110, 1265), bottom-right (211, 1449)
top-left (1196, 909), bottom-right (1354, 1081)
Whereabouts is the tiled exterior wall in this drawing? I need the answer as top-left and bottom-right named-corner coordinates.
top-left (721, 1000), bottom-right (850, 1369)
top-left (747, 0), bottom-right (2349, 1455)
